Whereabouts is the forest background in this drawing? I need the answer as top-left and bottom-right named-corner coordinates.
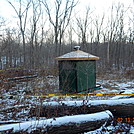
top-left (0, 0), bottom-right (133, 77)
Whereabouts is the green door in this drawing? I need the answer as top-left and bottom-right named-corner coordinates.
top-left (77, 61), bottom-right (96, 92)
top-left (59, 61), bottom-right (77, 93)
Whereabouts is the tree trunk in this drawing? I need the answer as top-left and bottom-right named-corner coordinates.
top-left (0, 110), bottom-right (113, 134)
top-left (32, 98), bottom-right (134, 118)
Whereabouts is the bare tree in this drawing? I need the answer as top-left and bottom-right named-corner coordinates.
top-left (28, 0), bottom-right (42, 68)
top-left (94, 13), bottom-right (105, 43)
top-left (76, 7), bottom-right (92, 49)
top-left (1, 28), bottom-right (20, 68)
top-left (0, 17), bottom-right (6, 69)
top-left (41, 0), bottom-right (77, 55)
top-left (67, 23), bottom-right (73, 49)
top-left (7, 0), bottom-right (31, 67)
top-left (127, 0), bottom-right (134, 44)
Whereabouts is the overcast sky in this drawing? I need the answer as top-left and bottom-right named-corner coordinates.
top-left (0, 0), bottom-right (133, 19)
top-left (0, 0), bottom-right (133, 31)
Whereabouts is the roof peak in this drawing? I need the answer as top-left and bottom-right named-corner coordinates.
top-left (55, 49), bottom-right (99, 61)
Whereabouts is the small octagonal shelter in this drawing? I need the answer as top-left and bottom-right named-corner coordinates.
top-left (55, 46), bottom-right (100, 93)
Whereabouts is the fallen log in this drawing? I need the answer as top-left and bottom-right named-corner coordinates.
top-left (33, 98), bottom-right (134, 118)
top-left (0, 120), bottom-right (21, 125)
top-left (0, 110), bottom-right (113, 134)
top-left (1, 75), bottom-right (37, 82)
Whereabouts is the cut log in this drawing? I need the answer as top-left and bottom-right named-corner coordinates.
top-left (0, 110), bottom-right (113, 134)
top-left (33, 98), bottom-right (134, 118)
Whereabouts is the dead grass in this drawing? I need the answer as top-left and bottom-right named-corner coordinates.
top-left (97, 69), bottom-right (133, 82)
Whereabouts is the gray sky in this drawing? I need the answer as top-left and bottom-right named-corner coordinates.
top-left (0, 0), bottom-right (133, 43)
top-left (0, 0), bottom-right (133, 36)
top-left (0, 0), bottom-right (133, 20)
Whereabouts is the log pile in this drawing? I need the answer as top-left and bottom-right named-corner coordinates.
top-left (1, 98), bottom-right (134, 133)
top-left (0, 110), bottom-right (113, 134)
top-left (31, 98), bottom-right (134, 118)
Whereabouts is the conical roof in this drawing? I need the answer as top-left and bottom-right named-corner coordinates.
top-left (56, 47), bottom-right (99, 61)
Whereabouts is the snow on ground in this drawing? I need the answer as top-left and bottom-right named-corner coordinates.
top-left (111, 88), bottom-right (134, 99)
top-left (84, 122), bottom-right (131, 134)
top-left (0, 75), bottom-right (134, 133)
top-left (130, 126), bottom-right (134, 133)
